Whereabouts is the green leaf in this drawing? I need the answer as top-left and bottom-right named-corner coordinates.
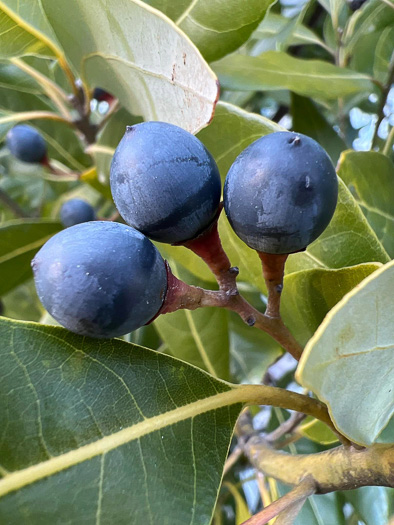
top-left (0, 317), bottom-right (242, 523)
top-left (229, 311), bottom-right (282, 384)
top-left (298, 417), bottom-right (338, 445)
top-left (338, 150), bottom-right (394, 258)
top-left (41, 0), bottom-right (219, 133)
top-left (144, 0), bottom-right (275, 62)
top-left (296, 260), bottom-right (394, 445)
top-left (223, 482), bottom-right (251, 524)
top-left (344, 487), bottom-right (394, 525)
top-left (373, 26), bottom-right (394, 84)
top-left (1, 279), bottom-right (42, 321)
top-left (286, 178), bottom-right (390, 274)
top-left (198, 101), bottom-right (283, 183)
top-left (281, 263), bottom-right (381, 346)
top-left (213, 51), bottom-right (375, 101)
top-left (251, 13), bottom-right (332, 54)
top-left (0, 64), bottom-right (90, 170)
top-left (291, 94), bottom-right (346, 164)
top-left (0, 219), bottom-right (62, 296)
top-left (0, 0), bottom-right (61, 59)
top-left (344, 0), bottom-right (394, 62)
top-left (154, 263), bottom-right (230, 379)
top-left (92, 108), bottom-right (141, 184)
top-left (218, 213), bottom-right (265, 293)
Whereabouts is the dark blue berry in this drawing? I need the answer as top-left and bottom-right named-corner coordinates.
top-left (110, 121), bottom-right (222, 244)
top-left (60, 198), bottom-right (96, 228)
top-left (32, 222), bottom-right (167, 338)
top-left (224, 132), bottom-right (338, 255)
top-left (6, 124), bottom-right (47, 164)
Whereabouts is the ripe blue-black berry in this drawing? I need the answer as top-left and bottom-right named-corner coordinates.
top-left (60, 198), bottom-right (96, 228)
top-left (32, 222), bottom-right (167, 338)
top-left (110, 121), bottom-right (221, 244)
top-left (6, 125), bottom-right (47, 164)
top-left (224, 132), bottom-right (338, 255)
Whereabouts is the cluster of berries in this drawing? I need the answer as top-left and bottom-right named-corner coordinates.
top-left (5, 120), bottom-right (338, 338)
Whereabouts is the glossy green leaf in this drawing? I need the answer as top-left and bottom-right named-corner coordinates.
top-left (286, 178), bottom-right (390, 274)
top-left (42, 0), bottom-right (219, 133)
top-left (144, 0), bottom-right (274, 62)
top-left (0, 219), bottom-right (62, 296)
top-left (0, 0), bottom-right (60, 59)
top-left (297, 260), bottom-right (394, 445)
top-left (281, 263), bottom-right (381, 346)
top-left (213, 51), bottom-right (375, 101)
top-left (291, 94), bottom-right (346, 164)
top-left (338, 150), bottom-right (394, 258)
top-left (344, 487), bottom-right (394, 525)
top-left (154, 263), bottom-right (230, 379)
top-left (0, 317), bottom-right (242, 523)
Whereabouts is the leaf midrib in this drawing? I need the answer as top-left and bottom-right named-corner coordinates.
top-left (0, 387), bottom-right (244, 498)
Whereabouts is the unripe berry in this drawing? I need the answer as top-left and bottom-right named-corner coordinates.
top-left (32, 222), bottom-right (167, 338)
top-left (110, 121), bottom-right (221, 244)
top-left (224, 132), bottom-right (338, 255)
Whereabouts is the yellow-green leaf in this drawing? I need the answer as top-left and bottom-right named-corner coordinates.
top-left (296, 260), bottom-right (394, 445)
top-left (281, 263), bottom-right (382, 346)
top-left (338, 150), bottom-right (394, 258)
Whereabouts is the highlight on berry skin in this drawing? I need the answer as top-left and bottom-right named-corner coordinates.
top-left (6, 124), bottom-right (48, 164)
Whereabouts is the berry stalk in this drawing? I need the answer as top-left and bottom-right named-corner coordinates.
top-left (159, 264), bottom-right (303, 361)
top-left (180, 207), bottom-right (239, 294)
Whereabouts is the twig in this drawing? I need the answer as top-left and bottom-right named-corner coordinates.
top-left (160, 267), bottom-right (303, 360)
top-left (240, 478), bottom-right (316, 525)
top-left (0, 188), bottom-right (30, 218)
top-left (245, 437), bottom-right (394, 492)
top-left (265, 412), bottom-right (306, 443)
top-left (223, 446), bottom-right (243, 476)
top-left (235, 384), bottom-right (347, 444)
top-left (383, 126), bottom-right (394, 157)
